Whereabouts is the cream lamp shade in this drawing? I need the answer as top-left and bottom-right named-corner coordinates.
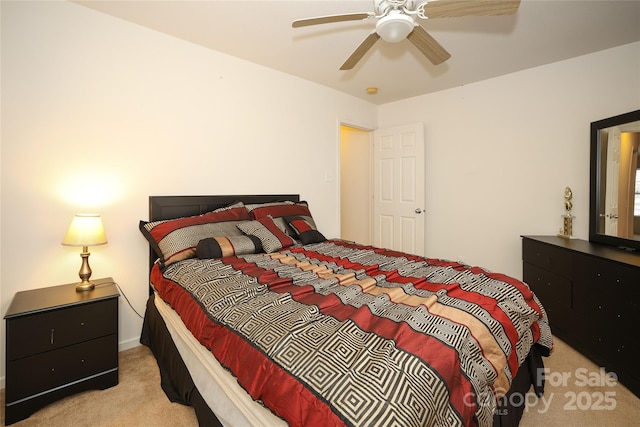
top-left (62, 214), bottom-right (108, 247)
top-left (62, 214), bottom-right (108, 291)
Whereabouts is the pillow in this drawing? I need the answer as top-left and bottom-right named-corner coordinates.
top-left (196, 235), bottom-right (263, 259)
top-left (284, 216), bottom-right (326, 244)
top-left (245, 201), bottom-right (317, 236)
top-left (140, 204), bottom-right (250, 268)
top-left (237, 216), bottom-right (295, 253)
top-left (245, 201), bottom-right (312, 220)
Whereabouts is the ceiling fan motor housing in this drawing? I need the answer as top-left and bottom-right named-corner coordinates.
top-left (376, 12), bottom-right (415, 42)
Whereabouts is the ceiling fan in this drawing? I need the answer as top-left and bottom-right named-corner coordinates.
top-left (292, 0), bottom-right (521, 70)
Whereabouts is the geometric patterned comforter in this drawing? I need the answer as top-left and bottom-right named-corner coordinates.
top-left (151, 239), bottom-right (552, 427)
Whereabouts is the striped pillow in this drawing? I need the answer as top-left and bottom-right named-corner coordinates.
top-left (237, 216), bottom-right (295, 253)
top-left (140, 204), bottom-right (250, 268)
top-left (196, 235), bottom-right (263, 259)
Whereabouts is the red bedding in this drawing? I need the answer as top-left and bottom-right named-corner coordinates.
top-left (151, 239), bottom-right (552, 427)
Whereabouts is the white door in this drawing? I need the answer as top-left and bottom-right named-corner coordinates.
top-left (372, 123), bottom-right (426, 255)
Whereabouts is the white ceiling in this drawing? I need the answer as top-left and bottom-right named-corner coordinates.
top-left (76, 0), bottom-right (640, 105)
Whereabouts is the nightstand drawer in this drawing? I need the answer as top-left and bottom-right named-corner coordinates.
top-left (6, 298), bottom-right (117, 361)
top-left (6, 334), bottom-right (118, 402)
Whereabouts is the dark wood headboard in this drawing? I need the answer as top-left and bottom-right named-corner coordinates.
top-left (147, 194), bottom-right (300, 273)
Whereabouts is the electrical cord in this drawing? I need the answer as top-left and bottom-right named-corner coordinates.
top-left (96, 280), bottom-right (144, 319)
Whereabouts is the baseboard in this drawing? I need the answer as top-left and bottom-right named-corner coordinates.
top-left (118, 336), bottom-right (142, 352)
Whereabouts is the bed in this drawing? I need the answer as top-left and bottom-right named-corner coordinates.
top-left (139, 194), bottom-right (552, 427)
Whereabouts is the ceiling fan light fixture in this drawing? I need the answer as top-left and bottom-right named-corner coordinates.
top-left (376, 13), bottom-right (415, 43)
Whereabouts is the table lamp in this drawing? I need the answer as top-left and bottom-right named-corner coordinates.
top-left (62, 214), bottom-right (108, 291)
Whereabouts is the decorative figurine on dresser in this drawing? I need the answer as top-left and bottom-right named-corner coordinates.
top-left (558, 186), bottom-right (574, 238)
top-left (4, 278), bottom-right (120, 425)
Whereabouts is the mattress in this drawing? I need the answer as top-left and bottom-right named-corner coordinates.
top-left (153, 292), bottom-right (285, 426)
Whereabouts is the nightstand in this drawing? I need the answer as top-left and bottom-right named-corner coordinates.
top-left (4, 278), bottom-right (120, 425)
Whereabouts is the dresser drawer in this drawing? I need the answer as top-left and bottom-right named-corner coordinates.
top-left (572, 257), bottom-right (640, 326)
top-left (522, 238), bottom-right (572, 277)
top-left (581, 320), bottom-right (639, 379)
top-left (523, 262), bottom-right (572, 333)
top-left (6, 334), bottom-right (118, 403)
top-left (6, 298), bottom-right (117, 361)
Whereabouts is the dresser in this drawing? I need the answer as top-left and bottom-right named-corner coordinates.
top-left (522, 236), bottom-right (640, 398)
top-left (4, 278), bottom-right (120, 425)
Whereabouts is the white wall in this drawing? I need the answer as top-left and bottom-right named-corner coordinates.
top-left (0, 0), bottom-right (377, 384)
top-left (379, 42), bottom-right (640, 278)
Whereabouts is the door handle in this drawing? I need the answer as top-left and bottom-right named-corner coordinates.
top-left (415, 208), bottom-right (424, 214)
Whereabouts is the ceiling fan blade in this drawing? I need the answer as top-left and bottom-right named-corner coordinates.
top-left (421, 0), bottom-right (520, 18)
top-left (292, 12), bottom-right (373, 28)
top-left (406, 25), bottom-right (451, 65)
top-left (340, 32), bottom-right (381, 70)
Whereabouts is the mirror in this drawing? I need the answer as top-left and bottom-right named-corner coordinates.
top-left (589, 109), bottom-right (640, 251)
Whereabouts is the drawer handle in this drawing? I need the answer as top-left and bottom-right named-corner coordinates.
top-left (50, 328), bottom-right (54, 345)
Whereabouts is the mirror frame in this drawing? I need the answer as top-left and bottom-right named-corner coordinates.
top-left (589, 109), bottom-right (640, 251)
